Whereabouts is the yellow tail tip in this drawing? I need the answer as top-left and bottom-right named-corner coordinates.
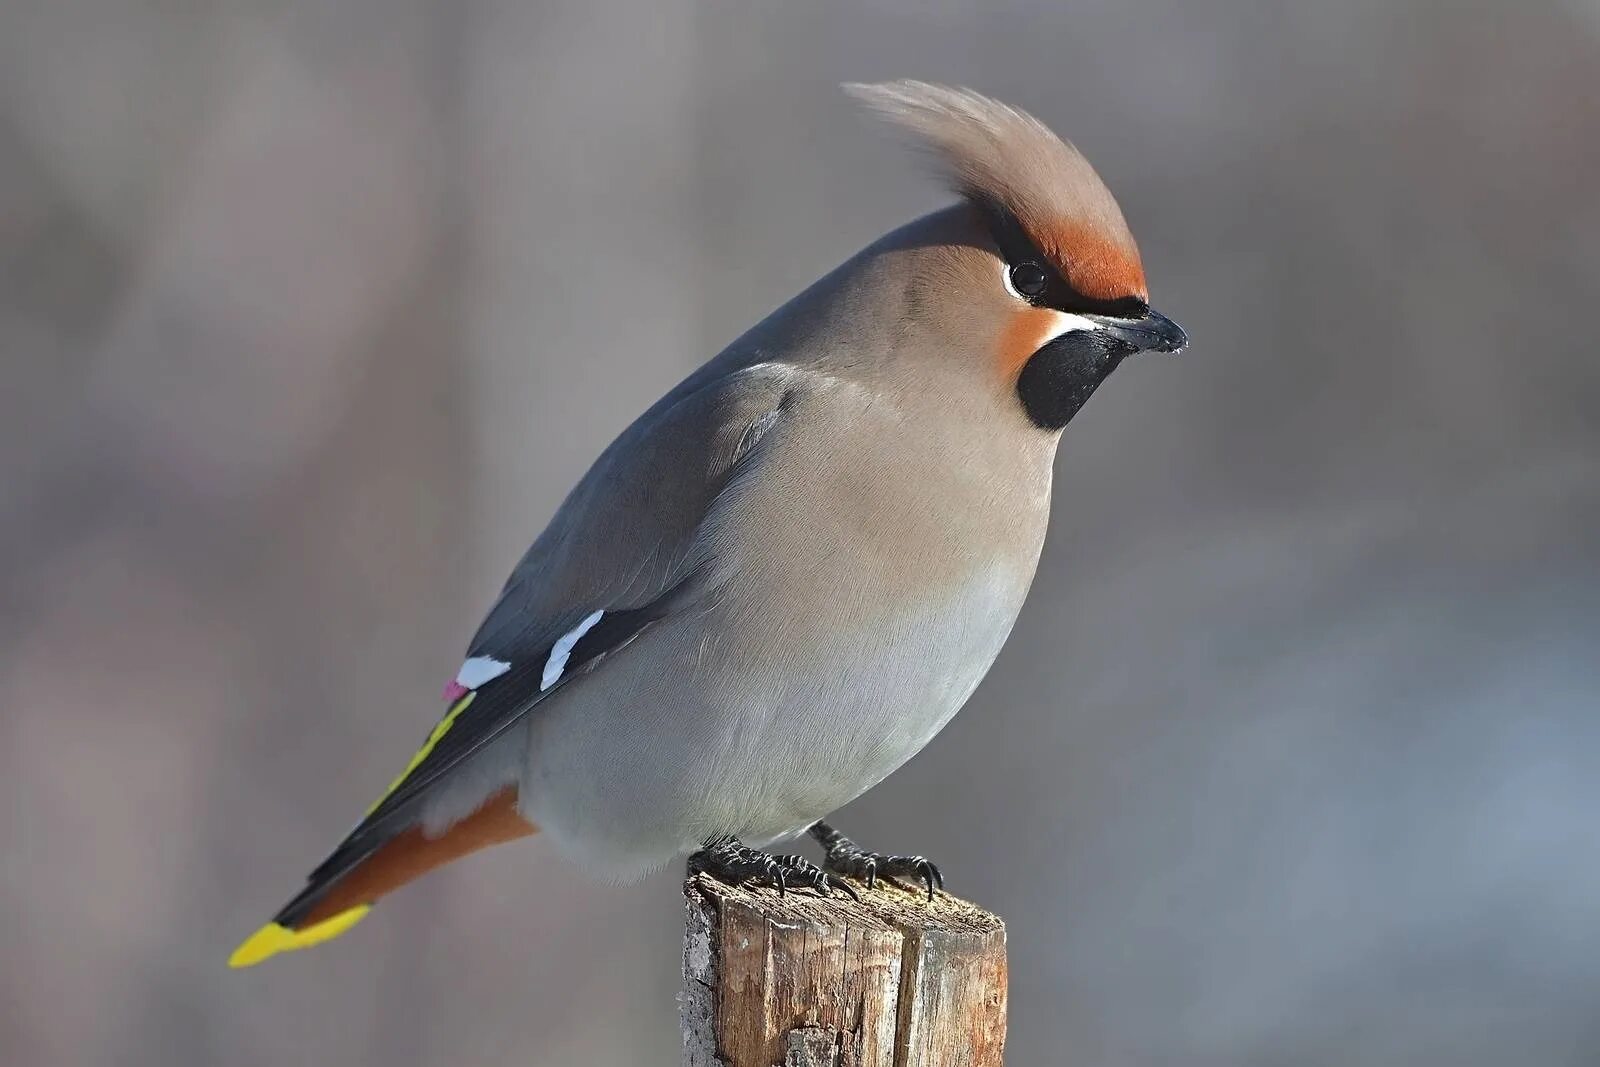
top-left (227, 904), bottom-right (372, 968)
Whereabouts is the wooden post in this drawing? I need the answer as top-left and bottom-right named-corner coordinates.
top-left (682, 873), bottom-right (1007, 1066)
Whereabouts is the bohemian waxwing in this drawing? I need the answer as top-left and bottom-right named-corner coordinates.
top-left (231, 80), bottom-right (1186, 967)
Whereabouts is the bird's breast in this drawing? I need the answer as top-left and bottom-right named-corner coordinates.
top-left (700, 392), bottom-right (1053, 735)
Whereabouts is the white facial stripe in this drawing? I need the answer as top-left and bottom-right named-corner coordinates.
top-left (1045, 311), bottom-right (1101, 339)
top-left (1000, 261), bottom-right (1106, 341)
top-left (541, 609), bottom-right (605, 691)
top-left (456, 656), bottom-right (512, 690)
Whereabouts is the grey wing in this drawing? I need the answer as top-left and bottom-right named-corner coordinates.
top-left (468, 359), bottom-right (804, 665)
top-left (276, 361), bottom-right (806, 911)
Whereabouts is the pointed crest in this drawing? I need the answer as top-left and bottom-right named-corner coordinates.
top-left (846, 80), bottom-right (1147, 303)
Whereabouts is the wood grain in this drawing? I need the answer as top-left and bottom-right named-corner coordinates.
top-left (682, 873), bottom-right (1006, 1066)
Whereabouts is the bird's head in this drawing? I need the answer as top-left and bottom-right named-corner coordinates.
top-left (846, 81), bottom-right (1187, 431)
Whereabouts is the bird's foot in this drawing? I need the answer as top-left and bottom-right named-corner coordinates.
top-left (809, 821), bottom-right (944, 901)
top-left (689, 836), bottom-right (858, 900)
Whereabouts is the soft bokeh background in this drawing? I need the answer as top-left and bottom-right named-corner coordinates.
top-left (3, 1), bottom-right (1598, 1064)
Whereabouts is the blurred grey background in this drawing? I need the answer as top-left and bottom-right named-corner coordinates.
top-left (3, 1), bottom-right (1598, 1064)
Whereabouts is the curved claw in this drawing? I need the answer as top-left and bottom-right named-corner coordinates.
top-left (690, 840), bottom-right (843, 899)
top-left (809, 822), bottom-right (946, 902)
top-left (916, 858), bottom-right (941, 901)
top-left (882, 857), bottom-right (942, 900)
top-left (779, 853), bottom-right (861, 901)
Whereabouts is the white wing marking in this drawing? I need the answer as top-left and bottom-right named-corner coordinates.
top-left (541, 610), bottom-right (605, 691)
top-left (455, 656), bottom-right (512, 690)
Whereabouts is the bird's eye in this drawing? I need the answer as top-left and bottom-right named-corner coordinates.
top-left (1009, 262), bottom-right (1048, 299)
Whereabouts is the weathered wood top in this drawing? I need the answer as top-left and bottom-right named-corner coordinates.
top-left (683, 873), bottom-right (1007, 1067)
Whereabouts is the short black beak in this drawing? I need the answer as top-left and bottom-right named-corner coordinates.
top-left (1091, 307), bottom-right (1188, 354)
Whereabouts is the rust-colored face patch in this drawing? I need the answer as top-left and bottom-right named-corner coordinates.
top-left (996, 306), bottom-right (1065, 381)
top-left (1035, 218), bottom-right (1147, 304)
top-left (299, 786), bottom-right (536, 927)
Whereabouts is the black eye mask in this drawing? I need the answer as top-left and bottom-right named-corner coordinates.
top-left (979, 201), bottom-right (1149, 319)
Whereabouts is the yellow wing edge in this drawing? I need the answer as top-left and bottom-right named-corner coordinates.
top-left (364, 691), bottom-right (478, 816)
top-left (228, 904), bottom-right (371, 968)
top-left (229, 691), bottom-right (478, 969)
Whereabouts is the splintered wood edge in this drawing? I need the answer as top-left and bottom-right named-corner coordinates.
top-left (683, 883), bottom-right (723, 1067)
top-left (685, 872), bottom-right (1004, 933)
top-left (681, 873), bottom-right (1007, 1067)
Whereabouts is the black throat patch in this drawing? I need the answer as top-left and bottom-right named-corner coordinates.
top-left (1016, 329), bottom-right (1136, 430)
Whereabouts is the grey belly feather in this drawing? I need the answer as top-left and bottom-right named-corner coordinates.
top-left (519, 560), bottom-right (1032, 880)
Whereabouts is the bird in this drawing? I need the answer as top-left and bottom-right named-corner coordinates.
top-left (229, 80), bottom-right (1186, 967)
